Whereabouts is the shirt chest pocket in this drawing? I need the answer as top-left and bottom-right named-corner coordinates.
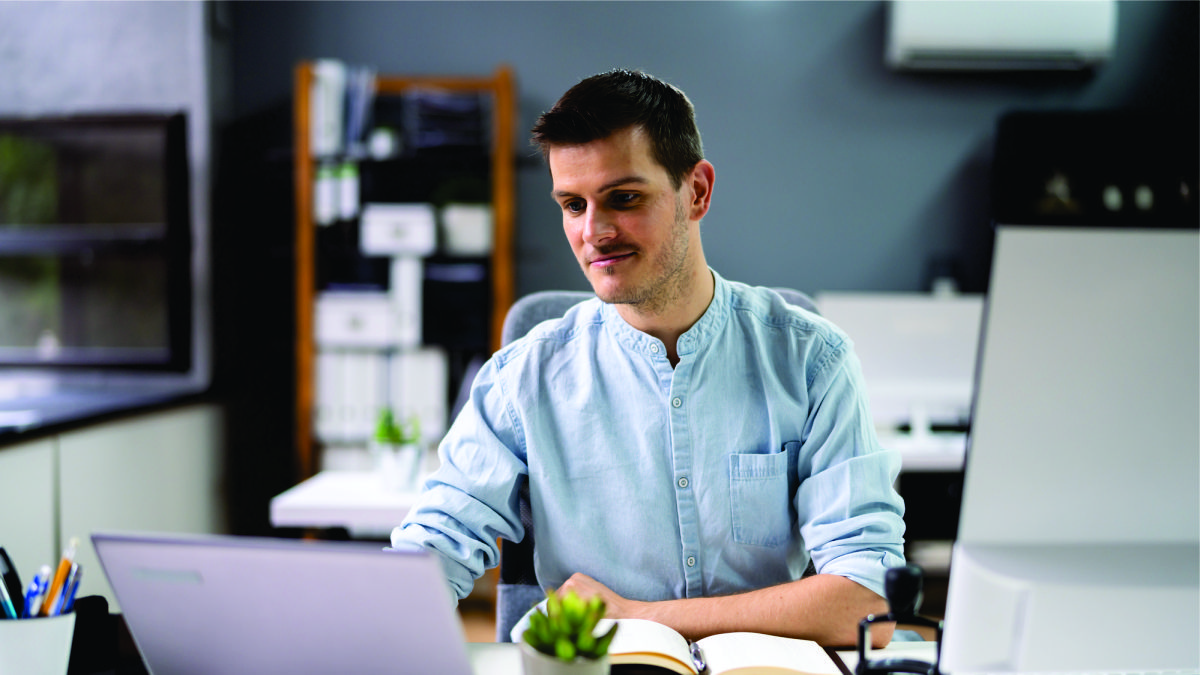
top-left (728, 443), bottom-right (799, 547)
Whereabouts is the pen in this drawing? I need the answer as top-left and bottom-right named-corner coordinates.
top-left (0, 572), bottom-right (16, 619)
top-left (23, 565), bottom-right (51, 618)
top-left (0, 547), bottom-right (24, 617)
top-left (49, 563), bottom-right (81, 616)
top-left (60, 565), bottom-right (82, 614)
top-left (40, 537), bottom-right (78, 617)
top-left (690, 641), bottom-right (707, 674)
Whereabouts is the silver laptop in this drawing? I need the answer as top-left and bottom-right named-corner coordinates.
top-left (92, 532), bottom-right (473, 675)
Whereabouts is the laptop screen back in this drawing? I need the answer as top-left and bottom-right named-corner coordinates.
top-left (92, 532), bottom-right (473, 675)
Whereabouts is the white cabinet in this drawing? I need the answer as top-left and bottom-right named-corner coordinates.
top-left (0, 403), bottom-right (224, 610)
top-left (0, 437), bottom-right (58, 595)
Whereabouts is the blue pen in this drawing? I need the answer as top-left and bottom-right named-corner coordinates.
top-left (22, 565), bottom-right (51, 618)
top-left (52, 564), bottom-right (81, 615)
top-left (690, 641), bottom-right (708, 674)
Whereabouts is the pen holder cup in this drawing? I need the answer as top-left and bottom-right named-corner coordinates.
top-left (0, 612), bottom-right (76, 675)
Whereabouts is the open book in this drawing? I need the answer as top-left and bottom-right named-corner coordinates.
top-left (604, 618), bottom-right (845, 675)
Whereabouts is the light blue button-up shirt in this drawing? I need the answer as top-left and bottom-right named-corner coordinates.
top-left (392, 270), bottom-right (905, 607)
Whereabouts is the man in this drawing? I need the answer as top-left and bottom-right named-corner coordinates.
top-left (392, 69), bottom-right (905, 647)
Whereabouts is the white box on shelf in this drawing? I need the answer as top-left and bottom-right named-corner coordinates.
top-left (441, 203), bottom-right (493, 256)
top-left (315, 292), bottom-right (397, 348)
top-left (360, 203), bottom-right (437, 256)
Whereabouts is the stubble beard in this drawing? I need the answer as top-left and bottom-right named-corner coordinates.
top-left (591, 196), bottom-right (692, 316)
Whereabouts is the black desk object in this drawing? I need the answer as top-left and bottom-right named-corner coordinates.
top-left (856, 565), bottom-right (942, 675)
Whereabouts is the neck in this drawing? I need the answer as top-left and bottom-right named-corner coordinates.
top-left (616, 265), bottom-right (715, 366)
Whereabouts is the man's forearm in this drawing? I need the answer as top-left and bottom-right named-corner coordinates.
top-left (559, 572), bottom-right (893, 648)
top-left (638, 575), bottom-right (891, 647)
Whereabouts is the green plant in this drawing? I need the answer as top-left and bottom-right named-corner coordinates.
top-left (522, 590), bottom-right (618, 662)
top-left (374, 409), bottom-right (421, 445)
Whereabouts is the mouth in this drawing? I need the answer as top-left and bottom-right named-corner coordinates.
top-left (588, 250), bottom-right (636, 269)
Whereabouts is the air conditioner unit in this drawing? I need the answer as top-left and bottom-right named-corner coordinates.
top-left (886, 1), bottom-right (1117, 71)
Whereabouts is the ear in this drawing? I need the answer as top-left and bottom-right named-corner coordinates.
top-left (686, 160), bottom-right (715, 221)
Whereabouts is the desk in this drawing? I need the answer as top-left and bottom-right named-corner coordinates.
top-left (466, 641), bottom-right (938, 674)
top-left (878, 431), bottom-right (965, 472)
top-left (467, 642), bottom-right (523, 673)
top-left (269, 469), bottom-right (421, 538)
top-left (53, 633), bottom-right (935, 675)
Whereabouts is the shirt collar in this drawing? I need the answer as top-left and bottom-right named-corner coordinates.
top-left (599, 268), bottom-right (731, 359)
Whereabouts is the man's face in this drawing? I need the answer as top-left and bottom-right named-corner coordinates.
top-left (549, 127), bottom-right (696, 311)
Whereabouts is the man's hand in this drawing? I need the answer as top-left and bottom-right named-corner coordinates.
top-left (555, 573), bottom-right (648, 620)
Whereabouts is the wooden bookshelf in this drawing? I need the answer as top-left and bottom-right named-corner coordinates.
top-left (292, 62), bottom-right (515, 479)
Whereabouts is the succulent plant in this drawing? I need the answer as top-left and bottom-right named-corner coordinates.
top-left (374, 409), bottom-right (420, 445)
top-left (522, 589), bottom-right (619, 662)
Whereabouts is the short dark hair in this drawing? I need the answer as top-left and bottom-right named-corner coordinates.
top-left (531, 69), bottom-right (704, 189)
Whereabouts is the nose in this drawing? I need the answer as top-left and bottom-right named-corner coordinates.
top-left (581, 206), bottom-right (617, 246)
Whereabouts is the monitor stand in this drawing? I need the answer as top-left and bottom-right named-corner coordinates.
top-left (941, 542), bottom-right (1199, 672)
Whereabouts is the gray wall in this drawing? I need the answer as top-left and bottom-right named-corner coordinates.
top-left (230, 1), bottom-right (1196, 297)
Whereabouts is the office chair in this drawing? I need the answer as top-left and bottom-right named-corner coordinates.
top-left (494, 286), bottom-right (820, 642)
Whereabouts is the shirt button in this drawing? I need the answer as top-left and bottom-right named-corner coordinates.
top-left (686, 556), bottom-right (696, 567)
top-left (650, 344), bottom-right (660, 354)
top-left (672, 397), bottom-right (682, 408)
top-left (677, 476), bottom-right (689, 489)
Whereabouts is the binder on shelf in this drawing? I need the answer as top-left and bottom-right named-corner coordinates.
top-left (314, 347), bottom-right (447, 446)
top-left (314, 349), bottom-right (388, 443)
top-left (390, 347), bottom-right (449, 447)
top-left (362, 351), bottom-right (386, 441)
top-left (314, 350), bottom-right (341, 442)
top-left (343, 66), bottom-right (376, 157)
top-left (309, 59), bottom-right (346, 158)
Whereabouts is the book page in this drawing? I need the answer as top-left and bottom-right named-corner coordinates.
top-left (697, 632), bottom-right (842, 675)
top-left (606, 618), bottom-right (697, 675)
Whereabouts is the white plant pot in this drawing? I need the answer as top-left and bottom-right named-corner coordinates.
top-left (519, 642), bottom-right (610, 675)
top-left (371, 441), bottom-right (423, 491)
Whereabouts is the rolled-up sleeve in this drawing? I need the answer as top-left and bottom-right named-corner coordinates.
top-left (795, 340), bottom-right (906, 597)
top-left (390, 356), bottom-right (527, 600)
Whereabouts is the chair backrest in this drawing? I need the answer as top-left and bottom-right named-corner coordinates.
top-left (492, 286), bottom-right (818, 641)
top-left (501, 287), bottom-right (818, 347)
top-left (500, 290), bottom-right (596, 347)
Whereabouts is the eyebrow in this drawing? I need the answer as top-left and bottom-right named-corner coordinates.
top-left (552, 175), bottom-right (649, 200)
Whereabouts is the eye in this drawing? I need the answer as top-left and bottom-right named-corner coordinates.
top-left (561, 199), bottom-right (585, 214)
top-left (609, 192), bottom-right (639, 209)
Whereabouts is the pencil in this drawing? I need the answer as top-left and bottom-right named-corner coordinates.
top-left (39, 537), bottom-right (78, 617)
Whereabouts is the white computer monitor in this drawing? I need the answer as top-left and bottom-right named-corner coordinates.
top-left (940, 225), bottom-right (1199, 673)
